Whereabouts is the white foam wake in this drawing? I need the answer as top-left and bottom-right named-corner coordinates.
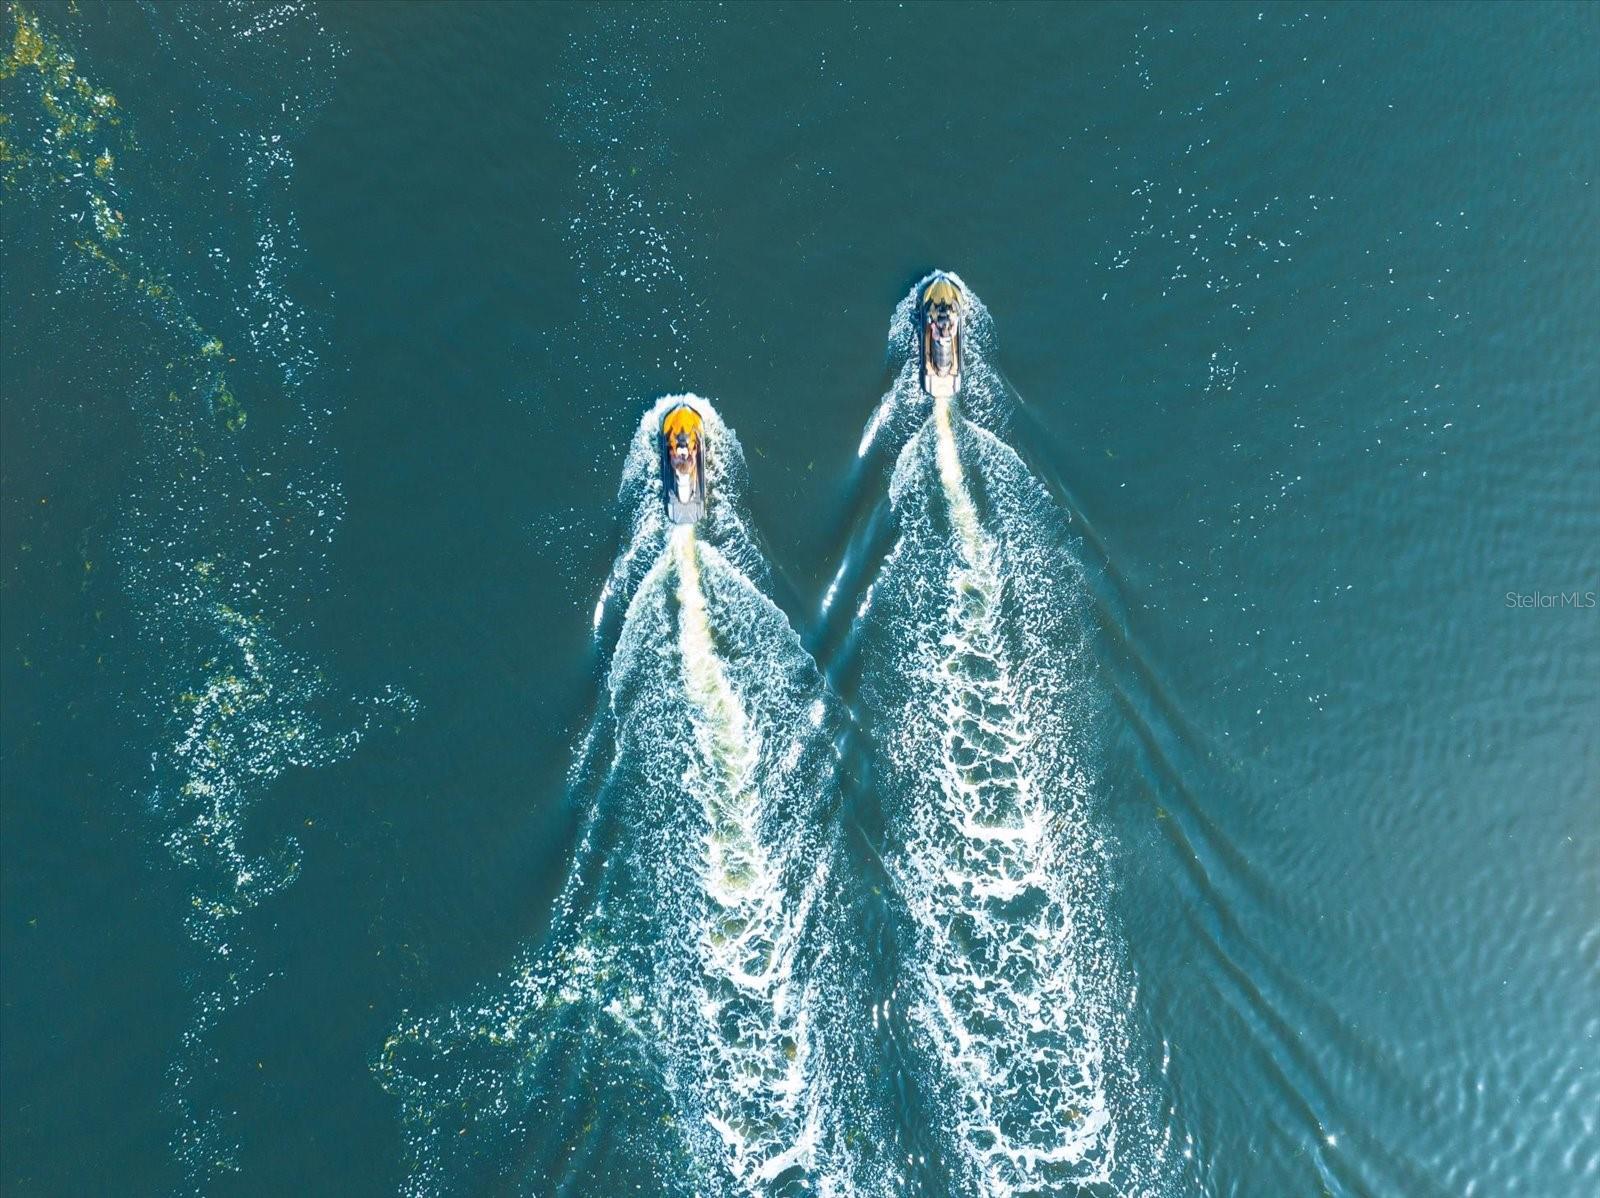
top-left (658, 523), bottom-right (822, 1188)
top-left (858, 275), bottom-right (1170, 1197)
top-left (381, 397), bottom-right (888, 1197)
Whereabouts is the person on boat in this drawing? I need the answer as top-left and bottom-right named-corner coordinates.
top-left (922, 276), bottom-right (962, 383)
top-left (666, 426), bottom-right (698, 502)
top-left (660, 404), bottom-right (706, 520)
top-left (930, 306), bottom-right (956, 367)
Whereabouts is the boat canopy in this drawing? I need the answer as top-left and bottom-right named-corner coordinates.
top-left (662, 404), bottom-right (702, 446)
top-left (922, 277), bottom-right (961, 308)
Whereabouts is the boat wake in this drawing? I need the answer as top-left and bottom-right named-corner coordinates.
top-left (380, 398), bottom-right (890, 1197)
top-left (848, 278), bottom-right (1171, 1197)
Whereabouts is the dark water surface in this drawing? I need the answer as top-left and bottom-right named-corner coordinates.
top-left (4, 2), bottom-right (1597, 1196)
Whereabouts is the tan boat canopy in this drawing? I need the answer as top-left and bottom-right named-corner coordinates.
top-left (922, 278), bottom-right (962, 307)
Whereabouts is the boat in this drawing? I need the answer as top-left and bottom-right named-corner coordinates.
top-left (660, 402), bottom-right (708, 524)
top-left (916, 272), bottom-right (964, 398)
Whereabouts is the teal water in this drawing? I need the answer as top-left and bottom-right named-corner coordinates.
top-left (3, 3), bottom-right (1597, 1196)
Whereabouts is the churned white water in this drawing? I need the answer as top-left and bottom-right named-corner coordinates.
top-left (380, 397), bottom-right (891, 1197)
top-left (855, 276), bottom-right (1171, 1197)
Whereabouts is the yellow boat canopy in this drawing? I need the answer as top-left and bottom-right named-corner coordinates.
top-left (922, 278), bottom-right (961, 307)
top-left (662, 404), bottom-right (702, 447)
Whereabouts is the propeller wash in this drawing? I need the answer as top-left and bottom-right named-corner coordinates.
top-left (380, 398), bottom-right (890, 1197)
top-left (852, 276), bottom-right (1172, 1197)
